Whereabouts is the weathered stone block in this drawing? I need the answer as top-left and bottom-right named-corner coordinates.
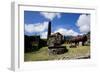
top-left (48, 46), bottom-right (68, 55)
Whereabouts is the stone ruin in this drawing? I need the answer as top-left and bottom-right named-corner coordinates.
top-left (47, 21), bottom-right (68, 55)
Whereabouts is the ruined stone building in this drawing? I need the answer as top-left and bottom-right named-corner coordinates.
top-left (47, 21), bottom-right (67, 54)
top-left (47, 32), bottom-right (64, 47)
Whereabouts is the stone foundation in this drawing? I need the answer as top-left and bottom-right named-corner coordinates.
top-left (48, 46), bottom-right (68, 55)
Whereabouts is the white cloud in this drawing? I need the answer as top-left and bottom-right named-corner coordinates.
top-left (76, 14), bottom-right (90, 33)
top-left (54, 28), bottom-right (79, 36)
top-left (40, 12), bottom-right (61, 20)
top-left (41, 31), bottom-right (48, 39)
top-left (41, 28), bottom-right (79, 39)
top-left (25, 21), bottom-right (48, 33)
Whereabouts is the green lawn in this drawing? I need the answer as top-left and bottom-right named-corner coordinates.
top-left (24, 44), bottom-right (90, 61)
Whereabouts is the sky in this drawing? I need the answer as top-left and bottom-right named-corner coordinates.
top-left (24, 11), bottom-right (90, 39)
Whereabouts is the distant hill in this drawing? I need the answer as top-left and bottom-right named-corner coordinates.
top-left (64, 36), bottom-right (73, 40)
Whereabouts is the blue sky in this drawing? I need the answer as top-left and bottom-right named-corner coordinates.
top-left (24, 11), bottom-right (90, 39)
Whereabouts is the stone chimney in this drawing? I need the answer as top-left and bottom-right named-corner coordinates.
top-left (47, 21), bottom-right (51, 39)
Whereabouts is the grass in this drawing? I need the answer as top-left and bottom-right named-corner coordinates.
top-left (24, 44), bottom-right (90, 61)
